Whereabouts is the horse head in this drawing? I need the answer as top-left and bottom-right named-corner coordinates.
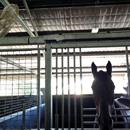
top-left (91, 61), bottom-right (115, 130)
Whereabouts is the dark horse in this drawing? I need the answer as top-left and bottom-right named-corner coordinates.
top-left (91, 61), bottom-right (115, 130)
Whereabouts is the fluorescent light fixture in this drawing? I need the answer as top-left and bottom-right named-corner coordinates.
top-left (91, 28), bottom-right (99, 33)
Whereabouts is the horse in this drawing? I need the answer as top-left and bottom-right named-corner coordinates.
top-left (91, 61), bottom-right (115, 130)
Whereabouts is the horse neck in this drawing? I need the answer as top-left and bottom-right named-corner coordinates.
top-left (98, 101), bottom-right (113, 130)
top-left (99, 100), bottom-right (110, 117)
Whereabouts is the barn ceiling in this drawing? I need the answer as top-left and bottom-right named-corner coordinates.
top-left (1, 0), bottom-right (130, 9)
top-left (0, 0), bottom-right (130, 36)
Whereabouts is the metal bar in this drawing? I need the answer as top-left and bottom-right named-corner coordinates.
top-left (83, 121), bottom-right (97, 124)
top-left (0, 48), bottom-right (44, 52)
top-left (113, 122), bottom-right (130, 124)
top-left (83, 121), bottom-right (130, 124)
top-left (1, 31), bottom-right (130, 45)
top-left (83, 108), bottom-right (96, 111)
top-left (113, 103), bottom-right (118, 122)
top-left (83, 114), bottom-right (130, 118)
top-left (83, 107), bottom-right (130, 110)
top-left (67, 48), bottom-right (71, 130)
top-left (0, 0), bottom-right (35, 37)
top-left (0, 69), bottom-right (127, 76)
top-left (61, 48), bottom-right (64, 130)
top-left (23, 0), bottom-right (38, 36)
top-left (52, 65), bottom-right (128, 70)
top-left (52, 49), bottom-right (130, 57)
top-left (91, 108), bottom-right (130, 110)
top-left (79, 48), bottom-right (83, 130)
top-left (37, 45), bottom-right (41, 130)
top-left (16, 13), bottom-right (35, 37)
top-left (45, 44), bottom-right (52, 130)
top-left (125, 46), bottom-right (130, 97)
top-left (51, 70), bottom-right (126, 75)
top-left (73, 48), bottom-right (77, 130)
top-left (51, 40), bottom-right (130, 48)
top-left (22, 103), bottom-right (26, 130)
top-left (55, 48), bottom-right (59, 130)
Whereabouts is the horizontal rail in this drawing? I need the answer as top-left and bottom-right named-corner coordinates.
top-left (0, 47), bottom-right (44, 52)
top-left (83, 108), bottom-right (96, 111)
top-left (51, 40), bottom-right (130, 48)
top-left (83, 115), bottom-right (130, 118)
top-left (83, 108), bottom-right (130, 111)
top-left (83, 121), bottom-right (130, 124)
top-left (115, 108), bottom-right (130, 110)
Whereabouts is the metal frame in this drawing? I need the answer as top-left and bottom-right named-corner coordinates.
top-left (0, 44), bottom-right (44, 130)
top-left (48, 43), bottom-right (130, 130)
top-left (0, 34), bottom-right (130, 130)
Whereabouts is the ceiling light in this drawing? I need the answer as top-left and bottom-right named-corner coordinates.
top-left (91, 28), bottom-right (99, 33)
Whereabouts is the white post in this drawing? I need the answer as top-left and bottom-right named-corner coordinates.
top-left (45, 44), bottom-right (52, 130)
top-left (125, 46), bottom-right (130, 97)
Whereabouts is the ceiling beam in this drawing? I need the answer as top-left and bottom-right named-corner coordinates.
top-left (0, 31), bottom-right (130, 47)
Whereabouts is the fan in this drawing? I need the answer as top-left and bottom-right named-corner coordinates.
top-left (0, 4), bottom-right (19, 36)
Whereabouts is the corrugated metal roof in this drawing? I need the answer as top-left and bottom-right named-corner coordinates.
top-left (8, 5), bottom-right (130, 34)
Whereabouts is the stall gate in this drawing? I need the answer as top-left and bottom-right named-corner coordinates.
top-left (47, 45), bottom-right (130, 130)
top-left (0, 43), bottom-right (130, 130)
top-left (0, 44), bottom-right (45, 129)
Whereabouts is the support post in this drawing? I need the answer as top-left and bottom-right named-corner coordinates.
top-left (37, 45), bottom-right (41, 130)
top-left (45, 44), bottom-right (52, 130)
top-left (79, 48), bottom-right (83, 130)
top-left (55, 48), bottom-right (59, 130)
top-left (67, 48), bottom-right (71, 130)
top-left (125, 46), bottom-right (130, 97)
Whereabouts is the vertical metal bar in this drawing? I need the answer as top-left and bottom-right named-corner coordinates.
top-left (67, 48), bottom-right (71, 130)
top-left (125, 46), bottom-right (130, 97)
top-left (79, 48), bottom-right (83, 130)
top-left (30, 49), bottom-right (33, 128)
top-left (55, 48), bottom-right (59, 130)
top-left (37, 45), bottom-right (41, 130)
top-left (22, 103), bottom-right (26, 130)
top-left (45, 44), bottom-right (52, 130)
top-left (73, 48), bottom-right (77, 130)
top-left (61, 48), bottom-right (64, 130)
top-left (113, 103), bottom-right (118, 123)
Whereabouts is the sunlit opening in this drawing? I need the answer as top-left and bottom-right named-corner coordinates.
top-left (51, 47), bottom-right (129, 95)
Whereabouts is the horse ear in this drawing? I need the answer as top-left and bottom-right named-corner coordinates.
top-left (106, 61), bottom-right (112, 77)
top-left (91, 62), bottom-right (97, 77)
